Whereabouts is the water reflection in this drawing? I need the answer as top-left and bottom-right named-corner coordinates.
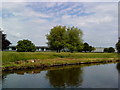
top-left (46, 67), bottom-right (83, 88)
top-left (2, 62), bottom-right (119, 88)
top-left (116, 63), bottom-right (120, 73)
top-left (116, 63), bottom-right (120, 88)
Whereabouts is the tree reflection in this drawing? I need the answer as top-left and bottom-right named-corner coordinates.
top-left (46, 67), bottom-right (83, 88)
top-left (116, 63), bottom-right (120, 73)
top-left (116, 62), bottom-right (120, 88)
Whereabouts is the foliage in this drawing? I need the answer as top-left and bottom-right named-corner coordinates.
top-left (104, 47), bottom-right (115, 53)
top-left (116, 37), bottom-right (120, 53)
top-left (46, 26), bottom-right (98, 53)
top-left (104, 48), bottom-right (109, 52)
top-left (66, 26), bottom-right (83, 53)
top-left (1, 31), bottom-right (11, 50)
top-left (82, 43), bottom-right (90, 52)
top-left (16, 39), bottom-right (36, 52)
top-left (46, 26), bottom-right (83, 53)
top-left (108, 47), bottom-right (115, 53)
top-left (89, 46), bottom-right (95, 52)
top-left (46, 26), bottom-right (66, 53)
top-left (82, 43), bottom-right (95, 52)
top-left (77, 44), bottom-right (84, 52)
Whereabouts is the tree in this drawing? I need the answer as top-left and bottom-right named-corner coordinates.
top-left (89, 46), bottom-right (95, 52)
top-left (108, 47), bottom-right (115, 53)
top-left (82, 43), bottom-right (89, 52)
top-left (116, 37), bottom-right (120, 53)
top-left (46, 26), bottom-right (66, 53)
top-left (104, 48), bottom-right (109, 52)
top-left (66, 26), bottom-right (83, 53)
top-left (16, 39), bottom-right (36, 52)
top-left (77, 44), bottom-right (84, 52)
top-left (46, 26), bottom-right (83, 53)
top-left (1, 31), bottom-right (11, 50)
top-left (104, 47), bottom-right (115, 53)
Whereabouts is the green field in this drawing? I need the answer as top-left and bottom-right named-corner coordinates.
top-left (2, 51), bottom-right (120, 70)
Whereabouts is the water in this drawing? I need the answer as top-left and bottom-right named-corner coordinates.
top-left (2, 63), bottom-right (120, 88)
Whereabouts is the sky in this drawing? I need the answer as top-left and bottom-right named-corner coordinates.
top-left (0, 1), bottom-right (119, 47)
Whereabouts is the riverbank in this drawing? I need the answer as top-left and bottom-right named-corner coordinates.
top-left (2, 51), bottom-right (120, 71)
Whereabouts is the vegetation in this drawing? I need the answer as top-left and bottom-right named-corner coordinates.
top-left (82, 43), bottom-right (95, 52)
top-left (1, 31), bottom-right (11, 50)
top-left (16, 39), bottom-right (36, 52)
top-left (116, 37), bottom-right (120, 53)
top-left (46, 26), bottom-right (66, 53)
top-left (65, 26), bottom-right (83, 53)
top-left (104, 48), bottom-right (109, 52)
top-left (46, 26), bottom-right (83, 53)
top-left (108, 47), bottom-right (115, 53)
top-left (2, 51), bottom-right (118, 66)
top-left (104, 47), bottom-right (115, 53)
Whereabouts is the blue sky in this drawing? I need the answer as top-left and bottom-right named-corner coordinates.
top-left (1, 2), bottom-right (118, 47)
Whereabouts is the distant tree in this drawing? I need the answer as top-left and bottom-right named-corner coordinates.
top-left (77, 44), bottom-right (84, 52)
top-left (104, 48), bottom-right (109, 52)
top-left (66, 27), bottom-right (83, 53)
top-left (108, 47), bottom-right (115, 53)
top-left (82, 43), bottom-right (90, 52)
top-left (1, 31), bottom-right (11, 50)
top-left (16, 39), bottom-right (36, 52)
top-left (46, 26), bottom-right (66, 53)
top-left (116, 37), bottom-right (120, 53)
top-left (104, 47), bottom-right (115, 53)
top-left (89, 46), bottom-right (95, 52)
top-left (46, 26), bottom-right (83, 53)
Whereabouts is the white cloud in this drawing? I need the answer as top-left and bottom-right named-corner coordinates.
top-left (60, 3), bottom-right (118, 47)
top-left (2, 0), bottom-right (119, 2)
top-left (1, 2), bottom-right (118, 47)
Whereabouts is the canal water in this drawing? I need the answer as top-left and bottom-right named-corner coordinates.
top-left (2, 63), bottom-right (120, 88)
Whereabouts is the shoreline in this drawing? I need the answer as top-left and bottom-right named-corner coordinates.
top-left (2, 58), bottom-right (120, 71)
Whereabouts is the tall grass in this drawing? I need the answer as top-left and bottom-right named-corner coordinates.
top-left (2, 51), bottom-right (118, 64)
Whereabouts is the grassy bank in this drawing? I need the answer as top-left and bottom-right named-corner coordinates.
top-left (2, 51), bottom-right (120, 71)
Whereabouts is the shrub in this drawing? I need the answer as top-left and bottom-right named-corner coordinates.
top-left (16, 39), bottom-right (36, 52)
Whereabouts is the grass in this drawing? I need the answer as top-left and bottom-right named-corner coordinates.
top-left (1, 51), bottom-right (120, 70)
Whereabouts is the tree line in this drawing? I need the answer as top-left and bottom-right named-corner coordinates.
top-left (46, 26), bottom-right (95, 53)
top-left (1, 26), bottom-right (120, 53)
top-left (103, 47), bottom-right (115, 53)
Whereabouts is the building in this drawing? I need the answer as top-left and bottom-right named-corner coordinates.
top-left (7, 45), bottom-right (50, 52)
top-left (93, 47), bottom-right (117, 52)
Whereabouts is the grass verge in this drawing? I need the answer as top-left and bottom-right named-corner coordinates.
top-left (2, 51), bottom-right (120, 71)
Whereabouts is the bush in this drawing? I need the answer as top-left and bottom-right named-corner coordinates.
top-left (104, 48), bottom-right (109, 52)
top-left (108, 47), bottom-right (115, 53)
top-left (16, 39), bottom-right (36, 52)
top-left (104, 47), bottom-right (115, 53)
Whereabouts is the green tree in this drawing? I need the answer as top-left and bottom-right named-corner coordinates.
top-left (82, 43), bottom-right (89, 52)
top-left (104, 47), bottom-right (115, 53)
top-left (77, 44), bottom-right (84, 52)
top-left (104, 48), bottom-right (109, 52)
top-left (16, 39), bottom-right (36, 52)
top-left (116, 37), bottom-right (120, 53)
top-left (1, 31), bottom-right (11, 50)
top-left (89, 46), bottom-right (95, 52)
top-left (108, 47), bottom-right (115, 53)
top-left (66, 27), bottom-right (83, 53)
top-left (46, 26), bottom-right (66, 53)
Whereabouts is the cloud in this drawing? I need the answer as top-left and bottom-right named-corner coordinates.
top-left (1, 2), bottom-right (118, 47)
top-left (2, 0), bottom-right (119, 2)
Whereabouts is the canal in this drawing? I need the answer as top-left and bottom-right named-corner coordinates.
top-left (2, 62), bottom-right (120, 88)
